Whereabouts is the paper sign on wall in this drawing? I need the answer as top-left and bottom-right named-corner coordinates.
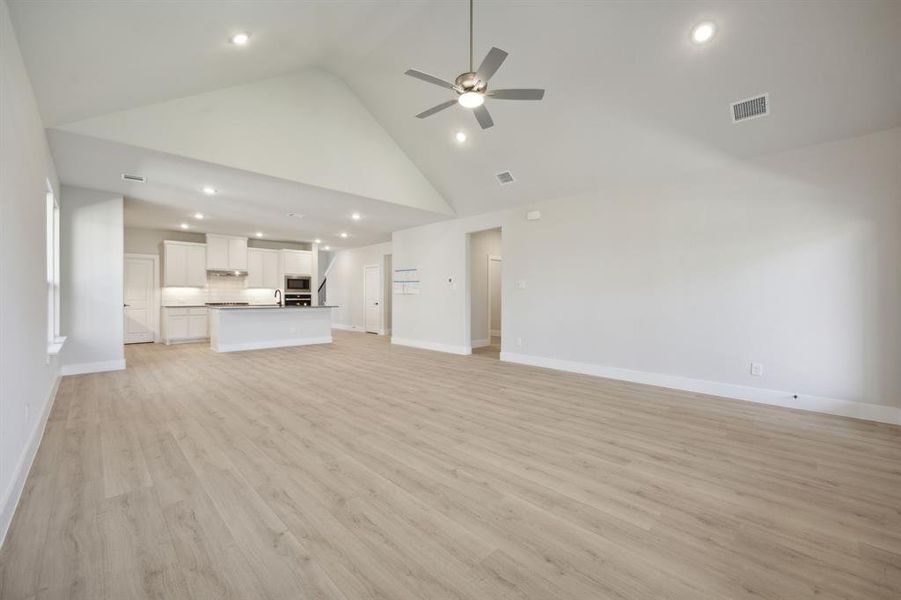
top-left (393, 268), bottom-right (420, 295)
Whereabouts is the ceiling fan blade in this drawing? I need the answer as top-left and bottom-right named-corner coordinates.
top-left (475, 47), bottom-right (508, 83)
top-left (415, 99), bottom-right (458, 119)
top-left (405, 69), bottom-right (457, 90)
top-left (488, 88), bottom-right (545, 101)
top-left (473, 104), bottom-right (494, 129)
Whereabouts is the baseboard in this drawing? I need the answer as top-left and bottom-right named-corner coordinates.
top-left (60, 358), bottom-right (126, 376)
top-left (212, 336), bottom-right (332, 353)
top-left (0, 374), bottom-right (60, 546)
top-left (471, 338), bottom-right (491, 349)
top-left (333, 324), bottom-right (387, 335)
top-left (391, 337), bottom-right (472, 356)
top-left (500, 351), bottom-right (901, 426)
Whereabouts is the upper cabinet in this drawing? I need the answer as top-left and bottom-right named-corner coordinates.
top-left (247, 248), bottom-right (281, 289)
top-left (206, 234), bottom-right (248, 271)
top-left (281, 249), bottom-right (312, 275)
top-left (163, 241), bottom-right (207, 287)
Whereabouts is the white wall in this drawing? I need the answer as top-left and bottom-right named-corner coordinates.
top-left (469, 228), bottom-right (501, 345)
top-left (60, 186), bottom-right (125, 374)
top-left (326, 241), bottom-right (392, 331)
top-left (0, 0), bottom-right (61, 543)
top-left (392, 128), bottom-right (901, 422)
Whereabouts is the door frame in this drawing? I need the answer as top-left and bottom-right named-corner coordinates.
top-left (363, 263), bottom-right (383, 334)
top-left (124, 253), bottom-right (160, 343)
top-left (487, 255), bottom-right (502, 338)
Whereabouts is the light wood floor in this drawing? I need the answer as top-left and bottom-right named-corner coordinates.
top-left (2, 331), bottom-right (901, 599)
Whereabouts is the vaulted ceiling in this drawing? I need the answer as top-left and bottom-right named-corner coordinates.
top-left (9, 0), bottom-right (901, 245)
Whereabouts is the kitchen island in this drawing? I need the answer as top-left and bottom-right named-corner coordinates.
top-left (208, 305), bottom-right (336, 353)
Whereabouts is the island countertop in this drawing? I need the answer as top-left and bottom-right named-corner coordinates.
top-left (207, 305), bottom-right (338, 310)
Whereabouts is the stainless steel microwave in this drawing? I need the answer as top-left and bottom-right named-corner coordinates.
top-left (285, 276), bottom-right (311, 292)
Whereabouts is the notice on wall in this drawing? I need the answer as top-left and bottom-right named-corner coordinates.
top-left (393, 268), bottom-right (420, 295)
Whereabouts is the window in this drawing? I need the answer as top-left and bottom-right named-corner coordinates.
top-left (46, 181), bottom-right (63, 354)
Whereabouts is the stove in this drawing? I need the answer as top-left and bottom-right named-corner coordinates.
top-left (204, 302), bottom-right (250, 307)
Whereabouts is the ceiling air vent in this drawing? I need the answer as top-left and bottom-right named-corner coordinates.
top-left (731, 93), bottom-right (769, 123)
top-left (121, 173), bottom-right (146, 183)
top-left (496, 171), bottom-right (515, 185)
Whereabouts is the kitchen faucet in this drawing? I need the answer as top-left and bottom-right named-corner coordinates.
top-left (274, 289), bottom-right (282, 306)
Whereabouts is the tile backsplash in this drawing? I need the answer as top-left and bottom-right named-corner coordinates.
top-left (163, 276), bottom-right (278, 306)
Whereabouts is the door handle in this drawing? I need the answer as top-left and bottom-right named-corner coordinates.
top-left (123, 304), bottom-right (130, 307)
top-left (375, 302), bottom-right (379, 305)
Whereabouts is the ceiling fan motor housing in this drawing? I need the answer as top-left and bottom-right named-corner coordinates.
top-left (455, 72), bottom-right (487, 94)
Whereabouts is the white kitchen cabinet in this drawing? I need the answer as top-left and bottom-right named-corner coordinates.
top-left (206, 234), bottom-right (247, 271)
top-left (163, 241), bottom-right (207, 287)
top-left (163, 307), bottom-right (208, 344)
top-left (281, 249), bottom-right (312, 275)
top-left (229, 237), bottom-right (248, 270)
top-left (247, 248), bottom-right (280, 288)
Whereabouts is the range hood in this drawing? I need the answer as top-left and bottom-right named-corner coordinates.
top-left (207, 269), bottom-right (248, 277)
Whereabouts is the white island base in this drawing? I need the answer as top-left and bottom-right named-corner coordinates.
top-left (209, 306), bottom-right (335, 353)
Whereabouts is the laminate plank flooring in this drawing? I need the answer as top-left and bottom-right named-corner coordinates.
top-left (2, 331), bottom-right (900, 599)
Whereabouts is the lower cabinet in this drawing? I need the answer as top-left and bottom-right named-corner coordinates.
top-left (163, 307), bottom-right (208, 344)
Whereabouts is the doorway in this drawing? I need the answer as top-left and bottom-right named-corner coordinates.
top-left (469, 227), bottom-right (502, 358)
top-left (124, 254), bottom-right (158, 344)
top-left (363, 263), bottom-right (382, 334)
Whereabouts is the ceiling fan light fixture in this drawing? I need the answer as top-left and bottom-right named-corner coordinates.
top-left (458, 92), bottom-right (485, 108)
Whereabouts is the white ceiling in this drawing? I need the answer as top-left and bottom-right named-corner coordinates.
top-left (11, 0), bottom-right (901, 235)
top-left (49, 130), bottom-right (445, 249)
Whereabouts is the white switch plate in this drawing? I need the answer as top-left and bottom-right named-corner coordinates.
top-left (516, 337), bottom-right (523, 347)
top-left (750, 362), bottom-right (763, 376)
top-left (526, 210), bottom-right (541, 221)
top-left (515, 280), bottom-right (527, 289)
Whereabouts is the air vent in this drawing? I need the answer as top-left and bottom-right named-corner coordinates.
top-left (731, 93), bottom-right (769, 123)
top-left (496, 171), bottom-right (515, 185)
top-left (121, 173), bottom-right (146, 183)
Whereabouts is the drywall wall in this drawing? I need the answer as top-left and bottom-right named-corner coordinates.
top-left (469, 228), bottom-right (502, 345)
top-left (326, 241), bottom-right (392, 331)
top-left (0, 0), bottom-right (61, 544)
top-left (124, 226), bottom-right (204, 254)
top-left (58, 68), bottom-right (453, 215)
top-left (124, 227), bottom-right (311, 255)
top-left (392, 127), bottom-right (901, 421)
top-left (60, 186), bottom-right (125, 374)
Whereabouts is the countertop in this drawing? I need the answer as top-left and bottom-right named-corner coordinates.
top-left (207, 305), bottom-right (338, 310)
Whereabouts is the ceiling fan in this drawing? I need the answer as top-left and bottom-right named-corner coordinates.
top-left (404, 0), bottom-right (545, 129)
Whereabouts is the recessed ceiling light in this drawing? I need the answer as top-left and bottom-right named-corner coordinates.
top-left (340, 232), bottom-right (348, 238)
top-left (202, 186), bottom-right (217, 195)
top-left (180, 223), bottom-right (189, 229)
top-left (314, 238), bottom-right (322, 244)
top-left (458, 92), bottom-right (484, 108)
top-left (691, 21), bottom-right (716, 44)
top-left (323, 245), bottom-right (331, 250)
top-left (230, 32), bottom-right (250, 46)
top-left (455, 131), bottom-right (467, 143)
top-left (351, 212), bottom-right (361, 220)
top-left (255, 232), bottom-right (263, 238)
top-left (194, 212), bottom-right (204, 220)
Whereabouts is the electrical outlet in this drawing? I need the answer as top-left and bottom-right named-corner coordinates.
top-left (515, 280), bottom-right (527, 289)
top-left (750, 362), bottom-right (763, 377)
top-left (516, 337), bottom-right (523, 347)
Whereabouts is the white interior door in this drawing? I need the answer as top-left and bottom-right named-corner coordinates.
top-left (364, 264), bottom-right (382, 334)
top-left (488, 256), bottom-right (502, 337)
top-left (124, 256), bottom-right (155, 343)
